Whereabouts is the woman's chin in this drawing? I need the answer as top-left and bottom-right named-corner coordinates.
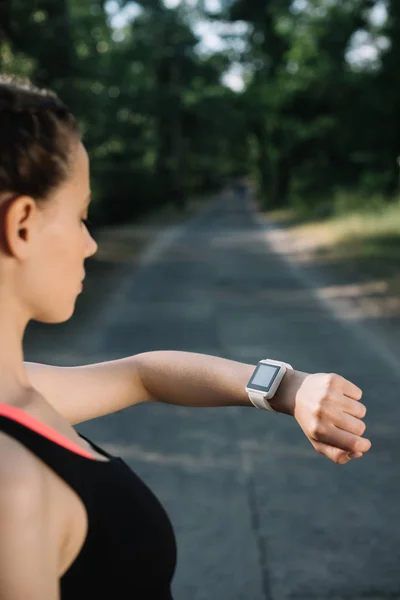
top-left (33, 302), bottom-right (77, 324)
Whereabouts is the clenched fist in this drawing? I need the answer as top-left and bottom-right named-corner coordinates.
top-left (270, 370), bottom-right (370, 464)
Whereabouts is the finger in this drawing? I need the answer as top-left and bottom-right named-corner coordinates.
top-left (329, 390), bottom-right (367, 419)
top-left (313, 423), bottom-right (371, 454)
top-left (312, 441), bottom-right (351, 465)
top-left (313, 442), bottom-right (363, 464)
top-left (344, 399), bottom-right (367, 419)
top-left (333, 374), bottom-right (363, 401)
top-left (333, 410), bottom-right (367, 437)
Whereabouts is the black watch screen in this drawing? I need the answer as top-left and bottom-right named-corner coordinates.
top-left (248, 363), bottom-right (280, 393)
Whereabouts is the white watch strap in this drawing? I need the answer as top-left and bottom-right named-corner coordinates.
top-left (248, 390), bottom-right (273, 411)
top-left (265, 360), bottom-right (293, 370)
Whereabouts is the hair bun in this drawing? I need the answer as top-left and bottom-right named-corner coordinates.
top-left (0, 88), bottom-right (19, 112)
top-left (0, 75), bottom-right (79, 200)
top-left (0, 80), bottom-right (62, 115)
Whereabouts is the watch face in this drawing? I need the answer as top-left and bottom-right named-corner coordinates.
top-left (248, 363), bottom-right (280, 393)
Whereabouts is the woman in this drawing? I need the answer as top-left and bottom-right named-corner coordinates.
top-left (0, 75), bottom-right (370, 600)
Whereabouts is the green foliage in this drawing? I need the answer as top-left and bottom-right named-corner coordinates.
top-left (228, 0), bottom-right (399, 212)
top-left (1, 0), bottom-right (249, 223)
top-left (2, 0), bottom-right (400, 219)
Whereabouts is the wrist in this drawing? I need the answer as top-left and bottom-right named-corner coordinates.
top-left (268, 368), bottom-right (308, 416)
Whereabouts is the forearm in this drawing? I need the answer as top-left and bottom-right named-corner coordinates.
top-left (134, 350), bottom-right (306, 416)
top-left (133, 351), bottom-right (370, 465)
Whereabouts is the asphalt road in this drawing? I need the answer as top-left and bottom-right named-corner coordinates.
top-left (24, 194), bottom-right (400, 600)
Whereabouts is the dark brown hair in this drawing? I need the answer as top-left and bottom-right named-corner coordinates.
top-left (0, 75), bottom-right (80, 201)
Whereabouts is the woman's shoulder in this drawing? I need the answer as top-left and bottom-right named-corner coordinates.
top-left (0, 396), bottom-right (85, 509)
top-left (0, 432), bottom-right (66, 594)
top-left (0, 428), bottom-right (46, 488)
top-left (0, 428), bottom-right (86, 575)
top-left (0, 430), bottom-right (51, 543)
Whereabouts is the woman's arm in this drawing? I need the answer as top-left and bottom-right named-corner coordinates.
top-left (26, 351), bottom-right (369, 464)
top-left (134, 351), bottom-right (370, 464)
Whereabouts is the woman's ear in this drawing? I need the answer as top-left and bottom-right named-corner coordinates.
top-left (0, 195), bottom-right (37, 259)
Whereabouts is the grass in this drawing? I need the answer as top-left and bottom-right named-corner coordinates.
top-left (266, 192), bottom-right (400, 286)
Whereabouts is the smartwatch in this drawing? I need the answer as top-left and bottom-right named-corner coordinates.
top-left (246, 359), bottom-right (293, 410)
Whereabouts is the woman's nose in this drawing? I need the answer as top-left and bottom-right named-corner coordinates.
top-left (85, 231), bottom-right (98, 258)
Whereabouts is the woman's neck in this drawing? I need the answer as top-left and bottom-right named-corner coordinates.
top-left (0, 312), bottom-right (31, 396)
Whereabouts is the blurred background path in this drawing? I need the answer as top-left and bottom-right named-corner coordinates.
top-left (24, 193), bottom-right (400, 600)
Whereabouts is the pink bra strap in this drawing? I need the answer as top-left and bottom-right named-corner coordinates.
top-left (0, 403), bottom-right (95, 460)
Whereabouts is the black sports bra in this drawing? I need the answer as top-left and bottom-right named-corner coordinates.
top-left (0, 403), bottom-right (177, 599)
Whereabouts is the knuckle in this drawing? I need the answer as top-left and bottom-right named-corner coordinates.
top-left (351, 438), bottom-right (365, 453)
top-left (359, 403), bottom-right (367, 418)
top-left (323, 388), bottom-right (332, 402)
top-left (325, 373), bottom-right (337, 387)
top-left (309, 418), bottom-right (319, 438)
top-left (311, 420), bottom-right (324, 440)
top-left (314, 403), bottom-right (325, 421)
top-left (349, 439), bottom-right (358, 452)
top-left (316, 394), bottom-right (330, 414)
top-left (331, 450), bottom-right (344, 464)
top-left (356, 421), bottom-right (366, 436)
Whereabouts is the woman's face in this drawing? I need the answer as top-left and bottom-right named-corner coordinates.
top-left (20, 141), bottom-right (98, 324)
